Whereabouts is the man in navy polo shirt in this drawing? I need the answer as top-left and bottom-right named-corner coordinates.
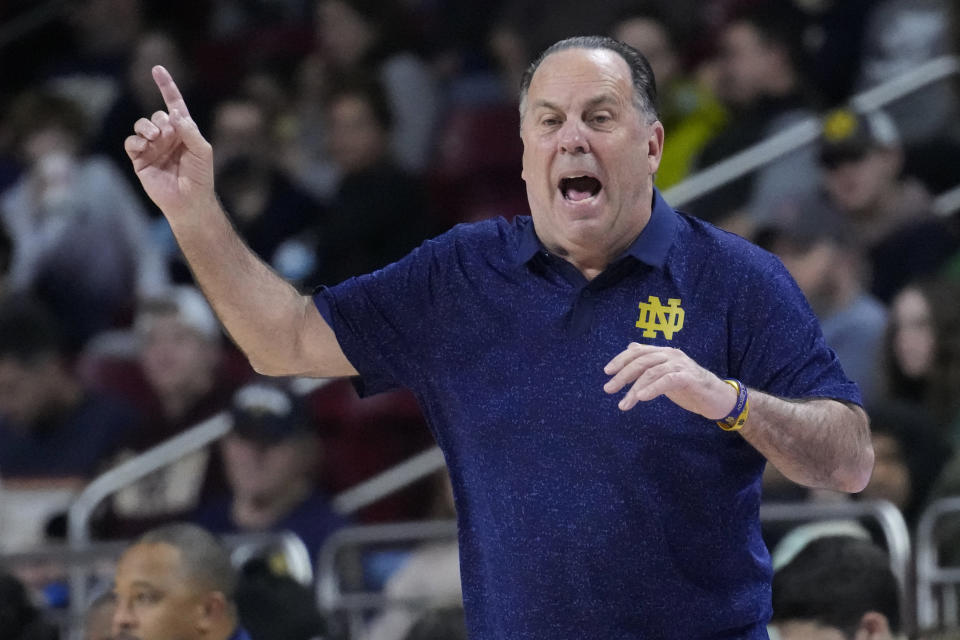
top-left (124, 36), bottom-right (873, 638)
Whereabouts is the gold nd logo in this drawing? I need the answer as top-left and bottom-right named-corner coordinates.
top-left (635, 296), bottom-right (685, 340)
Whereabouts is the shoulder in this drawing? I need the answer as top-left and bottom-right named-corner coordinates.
top-left (415, 216), bottom-right (528, 262)
top-left (72, 391), bottom-right (141, 439)
top-left (76, 390), bottom-right (140, 422)
top-left (673, 212), bottom-right (786, 278)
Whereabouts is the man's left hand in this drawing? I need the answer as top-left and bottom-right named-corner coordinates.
top-left (603, 343), bottom-right (737, 419)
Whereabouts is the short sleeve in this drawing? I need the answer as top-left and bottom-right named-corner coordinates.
top-left (730, 254), bottom-right (863, 406)
top-left (313, 233), bottom-right (455, 397)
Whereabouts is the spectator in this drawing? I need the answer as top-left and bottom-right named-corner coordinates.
top-left (756, 194), bottom-right (886, 405)
top-left (192, 380), bottom-right (348, 561)
top-left (84, 591), bottom-right (116, 640)
top-left (44, 0), bottom-right (145, 128)
top-left (819, 108), bottom-right (960, 302)
top-left (883, 278), bottom-right (960, 443)
top-left (687, 3), bottom-right (821, 231)
top-left (859, 401), bottom-right (952, 528)
top-left (0, 570), bottom-right (59, 640)
top-left (0, 296), bottom-right (140, 553)
top-left (783, 0), bottom-right (880, 107)
top-left (488, 0), bottom-right (625, 101)
top-left (112, 522), bottom-right (252, 640)
top-left (106, 286), bottom-right (244, 537)
top-left (857, 0), bottom-right (958, 144)
top-left (311, 0), bottom-right (440, 175)
top-left (211, 92), bottom-right (322, 284)
top-left (94, 29), bottom-right (214, 221)
top-left (0, 89), bottom-right (168, 348)
top-left (610, 2), bottom-right (728, 190)
top-left (310, 79), bottom-right (433, 284)
top-left (208, 0), bottom-right (313, 41)
top-left (770, 536), bottom-right (901, 640)
top-left (234, 558), bottom-right (328, 640)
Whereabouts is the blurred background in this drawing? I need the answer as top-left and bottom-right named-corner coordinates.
top-left (1, 0), bottom-right (960, 638)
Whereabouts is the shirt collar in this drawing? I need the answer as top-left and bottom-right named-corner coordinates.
top-left (227, 626), bottom-right (253, 640)
top-left (512, 188), bottom-right (679, 269)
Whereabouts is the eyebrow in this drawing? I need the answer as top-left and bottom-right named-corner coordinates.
top-left (531, 94), bottom-right (621, 113)
top-left (127, 580), bottom-right (162, 590)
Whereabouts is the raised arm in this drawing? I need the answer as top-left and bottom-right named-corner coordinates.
top-left (125, 66), bottom-right (356, 378)
top-left (603, 343), bottom-right (874, 493)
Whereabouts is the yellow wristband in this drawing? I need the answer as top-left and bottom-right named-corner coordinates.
top-left (716, 379), bottom-right (749, 431)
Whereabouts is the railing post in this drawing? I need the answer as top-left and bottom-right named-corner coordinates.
top-left (65, 413), bottom-right (231, 634)
top-left (663, 55), bottom-right (960, 210)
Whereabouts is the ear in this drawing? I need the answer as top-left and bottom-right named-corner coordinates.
top-left (647, 120), bottom-right (665, 175)
top-left (195, 591), bottom-right (230, 634)
top-left (853, 611), bottom-right (891, 640)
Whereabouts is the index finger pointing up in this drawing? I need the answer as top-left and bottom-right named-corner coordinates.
top-left (152, 65), bottom-right (191, 119)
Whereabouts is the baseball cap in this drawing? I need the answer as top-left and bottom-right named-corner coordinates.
top-left (819, 107), bottom-right (900, 167)
top-left (230, 382), bottom-right (312, 444)
top-left (135, 285), bottom-right (221, 341)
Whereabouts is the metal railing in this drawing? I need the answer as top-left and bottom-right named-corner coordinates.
top-left (916, 496), bottom-right (960, 629)
top-left (316, 519), bottom-right (459, 638)
top-left (761, 499), bottom-right (913, 632)
top-left (65, 412), bottom-right (232, 627)
top-left (299, 57), bottom-right (960, 524)
top-left (58, 382), bottom-right (430, 634)
top-left (332, 447), bottom-right (446, 515)
top-left (4, 531), bottom-right (311, 639)
top-left (662, 55), bottom-right (960, 210)
top-left (316, 501), bottom-right (914, 637)
top-left (34, 50), bottom-right (957, 638)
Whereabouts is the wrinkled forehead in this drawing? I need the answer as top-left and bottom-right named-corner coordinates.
top-left (523, 48), bottom-right (634, 112)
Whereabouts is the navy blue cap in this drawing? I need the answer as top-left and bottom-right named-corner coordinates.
top-left (229, 383), bottom-right (311, 444)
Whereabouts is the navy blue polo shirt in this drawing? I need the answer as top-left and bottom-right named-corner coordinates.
top-left (314, 190), bottom-right (860, 639)
top-left (227, 626), bottom-right (252, 640)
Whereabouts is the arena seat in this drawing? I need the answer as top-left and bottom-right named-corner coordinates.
top-left (428, 103), bottom-right (528, 225)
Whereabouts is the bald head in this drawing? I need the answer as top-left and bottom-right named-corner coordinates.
top-left (113, 524), bottom-right (238, 640)
top-left (135, 523), bottom-right (237, 598)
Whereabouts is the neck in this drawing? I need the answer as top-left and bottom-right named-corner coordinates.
top-left (765, 66), bottom-right (798, 98)
top-left (545, 199), bottom-right (653, 281)
top-left (159, 374), bottom-right (214, 421)
top-left (558, 224), bottom-right (649, 282)
top-left (28, 372), bottom-right (83, 434)
top-left (232, 478), bottom-right (311, 530)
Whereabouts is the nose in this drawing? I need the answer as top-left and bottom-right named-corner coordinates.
top-left (558, 119), bottom-right (590, 155)
top-left (112, 598), bottom-right (137, 634)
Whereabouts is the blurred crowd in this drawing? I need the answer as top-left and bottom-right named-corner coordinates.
top-left (1, 0), bottom-right (960, 638)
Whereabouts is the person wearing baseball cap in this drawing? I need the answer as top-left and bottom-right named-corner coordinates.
top-left (192, 380), bottom-right (348, 562)
top-left (819, 107), bottom-right (959, 302)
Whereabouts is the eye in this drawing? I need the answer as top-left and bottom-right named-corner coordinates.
top-left (540, 115), bottom-right (561, 127)
top-left (590, 113), bottom-right (612, 125)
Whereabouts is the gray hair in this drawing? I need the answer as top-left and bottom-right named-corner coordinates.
top-left (519, 35), bottom-right (659, 122)
top-left (136, 523), bottom-right (238, 600)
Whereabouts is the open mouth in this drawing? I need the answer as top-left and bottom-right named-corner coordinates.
top-left (559, 176), bottom-right (602, 202)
